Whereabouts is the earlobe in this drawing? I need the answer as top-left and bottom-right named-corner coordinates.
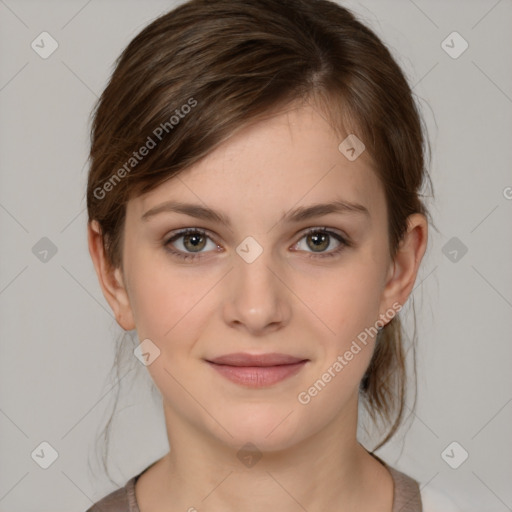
top-left (87, 220), bottom-right (136, 331)
top-left (379, 213), bottom-right (428, 319)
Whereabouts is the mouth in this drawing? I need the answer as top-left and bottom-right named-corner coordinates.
top-left (205, 352), bottom-right (309, 388)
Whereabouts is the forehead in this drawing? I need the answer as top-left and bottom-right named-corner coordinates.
top-left (131, 104), bottom-right (385, 226)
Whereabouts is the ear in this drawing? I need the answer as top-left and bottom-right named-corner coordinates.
top-left (378, 213), bottom-right (428, 322)
top-left (87, 220), bottom-right (135, 331)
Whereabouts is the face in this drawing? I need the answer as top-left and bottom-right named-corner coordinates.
top-left (92, 101), bottom-right (424, 453)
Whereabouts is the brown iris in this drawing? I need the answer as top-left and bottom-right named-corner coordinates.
top-left (183, 232), bottom-right (207, 252)
top-left (306, 231), bottom-right (329, 252)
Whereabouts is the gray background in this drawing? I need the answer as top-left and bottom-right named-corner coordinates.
top-left (1, 0), bottom-right (511, 510)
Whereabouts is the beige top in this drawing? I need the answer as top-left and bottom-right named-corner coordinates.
top-left (85, 455), bottom-right (422, 512)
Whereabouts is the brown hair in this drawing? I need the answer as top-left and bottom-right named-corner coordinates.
top-left (86, 0), bottom-right (434, 481)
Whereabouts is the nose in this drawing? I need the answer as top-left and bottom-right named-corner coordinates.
top-left (222, 243), bottom-right (291, 336)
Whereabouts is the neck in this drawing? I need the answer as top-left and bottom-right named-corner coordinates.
top-left (135, 397), bottom-right (393, 512)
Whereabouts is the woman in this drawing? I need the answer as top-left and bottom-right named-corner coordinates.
top-left (85, 0), bottom-right (456, 510)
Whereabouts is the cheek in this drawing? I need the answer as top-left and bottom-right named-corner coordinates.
top-left (125, 249), bottom-right (210, 341)
top-left (290, 258), bottom-right (385, 406)
top-left (127, 263), bottom-right (212, 389)
top-left (293, 267), bottom-right (383, 413)
top-left (292, 256), bottom-right (384, 344)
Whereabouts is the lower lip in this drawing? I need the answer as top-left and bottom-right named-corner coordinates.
top-left (207, 361), bottom-right (307, 387)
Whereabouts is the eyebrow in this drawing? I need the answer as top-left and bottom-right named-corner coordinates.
top-left (141, 199), bottom-right (370, 226)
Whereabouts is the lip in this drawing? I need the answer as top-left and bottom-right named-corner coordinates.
top-left (205, 352), bottom-right (309, 388)
top-left (207, 352), bottom-right (306, 366)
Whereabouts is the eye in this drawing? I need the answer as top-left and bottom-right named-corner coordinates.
top-left (164, 228), bottom-right (220, 261)
top-left (163, 226), bottom-right (351, 262)
top-left (292, 227), bottom-right (350, 259)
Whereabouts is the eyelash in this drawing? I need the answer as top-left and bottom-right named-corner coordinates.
top-left (163, 227), bottom-right (351, 261)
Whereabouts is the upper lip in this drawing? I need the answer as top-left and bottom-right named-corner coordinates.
top-left (206, 352), bottom-right (308, 367)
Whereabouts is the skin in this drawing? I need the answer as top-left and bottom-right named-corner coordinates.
top-left (88, 101), bottom-right (428, 512)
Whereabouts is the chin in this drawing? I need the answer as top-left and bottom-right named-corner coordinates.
top-left (210, 405), bottom-right (305, 453)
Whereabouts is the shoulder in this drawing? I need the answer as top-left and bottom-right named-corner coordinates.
top-left (421, 486), bottom-right (462, 512)
top-left (384, 463), bottom-right (460, 512)
top-left (84, 476), bottom-right (137, 512)
top-left (385, 465), bottom-right (423, 511)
